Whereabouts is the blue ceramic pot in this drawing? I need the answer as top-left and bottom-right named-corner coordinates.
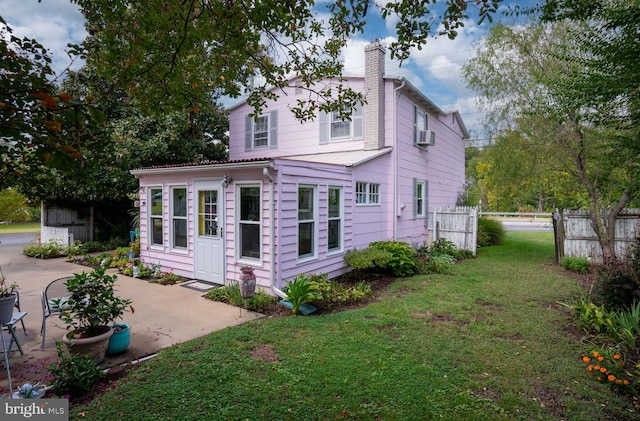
top-left (106, 323), bottom-right (131, 355)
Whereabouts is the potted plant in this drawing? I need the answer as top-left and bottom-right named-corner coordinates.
top-left (58, 268), bottom-right (132, 362)
top-left (0, 266), bottom-right (18, 325)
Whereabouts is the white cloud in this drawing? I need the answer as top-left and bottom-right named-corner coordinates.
top-left (0, 0), bottom-right (87, 76)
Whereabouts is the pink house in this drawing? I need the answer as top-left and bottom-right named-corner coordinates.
top-left (131, 41), bottom-right (468, 296)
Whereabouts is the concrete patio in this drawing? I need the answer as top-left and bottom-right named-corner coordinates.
top-left (0, 235), bottom-right (262, 394)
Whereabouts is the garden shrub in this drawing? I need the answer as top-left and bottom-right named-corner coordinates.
top-left (370, 241), bottom-right (417, 277)
top-left (344, 247), bottom-right (393, 279)
top-left (307, 273), bottom-right (373, 308)
top-left (416, 253), bottom-right (455, 274)
top-left (591, 247), bottom-right (640, 311)
top-left (562, 256), bottom-right (590, 273)
top-left (206, 283), bottom-right (277, 313)
top-left (428, 238), bottom-right (464, 259)
top-left (477, 217), bottom-right (505, 247)
top-left (23, 240), bottom-right (66, 258)
top-left (48, 342), bottom-right (103, 398)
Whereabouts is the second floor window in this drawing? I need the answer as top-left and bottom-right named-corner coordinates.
top-left (245, 110), bottom-right (278, 150)
top-left (319, 105), bottom-right (363, 143)
top-left (414, 106), bottom-right (428, 144)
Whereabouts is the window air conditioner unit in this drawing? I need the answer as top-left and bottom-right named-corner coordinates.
top-left (417, 130), bottom-right (436, 146)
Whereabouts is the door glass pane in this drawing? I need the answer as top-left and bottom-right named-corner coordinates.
top-left (198, 190), bottom-right (218, 237)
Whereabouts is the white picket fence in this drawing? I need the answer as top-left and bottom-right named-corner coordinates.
top-left (429, 206), bottom-right (478, 256)
top-left (554, 209), bottom-right (640, 263)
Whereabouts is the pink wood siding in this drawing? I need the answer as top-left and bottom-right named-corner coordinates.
top-left (273, 159), bottom-right (353, 284)
top-left (137, 173), bottom-right (197, 279)
top-left (229, 79), bottom-right (368, 160)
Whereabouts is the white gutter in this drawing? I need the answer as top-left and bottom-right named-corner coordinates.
top-left (393, 78), bottom-right (406, 240)
top-left (263, 167), bottom-right (286, 298)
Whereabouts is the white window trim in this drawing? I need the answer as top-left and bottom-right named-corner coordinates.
top-left (148, 186), bottom-right (164, 249)
top-left (297, 183), bottom-right (318, 262)
top-left (170, 185), bottom-right (188, 252)
top-left (236, 183), bottom-right (262, 265)
top-left (327, 185), bottom-right (344, 255)
top-left (355, 182), bottom-right (381, 206)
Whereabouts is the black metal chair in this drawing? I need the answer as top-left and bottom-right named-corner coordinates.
top-left (40, 276), bottom-right (74, 349)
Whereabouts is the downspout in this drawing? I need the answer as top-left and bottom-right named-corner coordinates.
top-left (393, 78), bottom-right (406, 241)
top-left (263, 167), bottom-right (285, 298)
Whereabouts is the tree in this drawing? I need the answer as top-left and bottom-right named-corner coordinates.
top-left (463, 18), bottom-right (638, 261)
top-left (71, 0), bottom-right (503, 120)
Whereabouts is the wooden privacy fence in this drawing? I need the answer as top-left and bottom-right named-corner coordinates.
top-left (429, 206), bottom-right (478, 256)
top-left (554, 209), bottom-right (640, 264)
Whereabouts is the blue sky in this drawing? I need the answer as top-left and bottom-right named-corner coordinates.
top-left (1, 0), bottom-right (537, 141)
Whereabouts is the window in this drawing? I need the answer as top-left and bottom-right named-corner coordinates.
top-left (356, 182), bottom-right (380, 205)
top-left (245, 111), bottom-right (278, 150)
top-left (327, 186), bottom-right (343, 252)
top-left (319, 105), bottom-right (363, 143)
top-left (330, 112), bottom-right (351, 139)
top-left (171, 187), bottom-right (187, 249)
top-left (414, 106), bottom-right (428, 144)
top-left (149, 187), bottom-right (163, 246)
top-left (414, 179), bottom-right (428, 218)
top-left (298, 185), bottom-right (317, 258)
top-left (253, 115), bottom-right (269, 147)
top-left (239, 186), bottom-right (261, 260)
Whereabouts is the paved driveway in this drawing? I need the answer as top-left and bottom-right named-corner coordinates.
top-left (0, 235), bottom-right (262, 394)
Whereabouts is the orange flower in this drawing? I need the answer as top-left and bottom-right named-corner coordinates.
top-left (597, 356), bottom-right (604, 362)
top-left (597, 377), bottom-right (602, 381)
top-left (599, 367), bottom-right (607, 373)
top-left (608, 375), bottom-right (615, 382)
top-left (616, 380), bottom-right (622, 384)
top-left (592, 351), bottom-right (600, 357)
top-left (613, 354), bottom-right (621, 360)
top-left (587, 365), bottom-right (593, 371)
top-left (593, 365), bottom-right (600, 371)
top-left (623, 380), bottom-right (629, 385)
top-left (582, 356), bottom-right (591, 363)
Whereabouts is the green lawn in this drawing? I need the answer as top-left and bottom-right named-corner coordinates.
top-left (71, 232), bottom-right (636, 420)
top-left (0, 222), bottom-right (40, 234)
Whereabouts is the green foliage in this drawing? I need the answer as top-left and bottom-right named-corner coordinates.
top-left (206, 283), bottom-right (277, 313)
top-left (307, 273), bottom-right (373, 309)
top-left (477, 217), bottom-right (505, 247)
top-left (59, 268), bottom-right (132, 336)
top-left (48, 342), bottom-right (103, 398)
top-left (284, 275), bottom-right (319, 315)
top-left (567, 293), bottom-right (615, 335)
top-left (343, 247), bottom-right (393, 280)
top-left (0, 189), bottom-right (36, 222)
top-left (369, 241), bottom-right (417, 277)
top-left (592, 248), bottom-right (640, 311)
top-left (70, 1), bottom-right (498, 123)
top-left (416, 253), bottom-right (455, 275)
top-left (562, 256), bottom-right (590, 273)
top-left (581, 349), bottom-right (634, 394)
top-left (428, 238), bottom-right (466, 259)
top-left (23, 240), bottom-right (66, 258)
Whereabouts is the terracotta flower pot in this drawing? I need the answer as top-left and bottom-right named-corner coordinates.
top-left (62, 325), bottom-right (114, 363)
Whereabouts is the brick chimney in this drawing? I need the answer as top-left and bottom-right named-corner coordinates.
top-left (364, 40), bottom-right (386, 150)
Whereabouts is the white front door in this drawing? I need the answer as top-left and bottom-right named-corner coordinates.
top-left (194, 181), bottom-right (224, 283)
